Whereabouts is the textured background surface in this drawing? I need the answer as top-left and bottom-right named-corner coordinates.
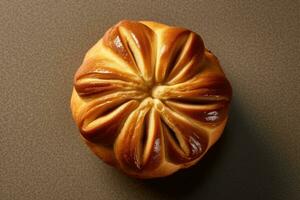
top-left (1, 0), bottom-right (299, 199)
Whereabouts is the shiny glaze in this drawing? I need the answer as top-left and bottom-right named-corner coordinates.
top-left (71, 20), bottom-right (232, 177)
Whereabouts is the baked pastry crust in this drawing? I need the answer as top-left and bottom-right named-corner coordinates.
top-left (70, 20), bottom-right (232, 178)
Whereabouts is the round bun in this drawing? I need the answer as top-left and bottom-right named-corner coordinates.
top-left (70, 20), bottom-right (232, 178)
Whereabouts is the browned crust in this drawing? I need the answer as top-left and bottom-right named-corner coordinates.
top-left (70, 20), bottom-right (232, 179)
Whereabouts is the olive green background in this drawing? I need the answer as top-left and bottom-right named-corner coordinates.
top-left (1, 0), bottom-right (299, 199)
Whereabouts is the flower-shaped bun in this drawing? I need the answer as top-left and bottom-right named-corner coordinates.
top-left (71, 20), bottom-right (232, 178)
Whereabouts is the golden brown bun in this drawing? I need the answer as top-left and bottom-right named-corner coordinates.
top-left (70, 20), bottom-right (232, 178)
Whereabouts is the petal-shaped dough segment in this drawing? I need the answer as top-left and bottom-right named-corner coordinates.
top-left (103, 20), bottom-right (156, 83)
top-left (74, 77), bottom-right (142, 97)
top-left (165, 100), bottom-right (228, 126)
top-left (142, 107), bottom-right (164, 170)
top-left (78, 92), bottom-right (141, 145)
top-left (155, 28), bottom-right (190, 83)
top-left (75, 58), bottom-right (143, 84)
top-left (114, 98), bottom-right (152, 171)
top-left (165, 32), bottom-right (205, 84)
top-left (152, 75), bottom-right (232, 103)
top-left (157, 102), bottom-right (209, 164)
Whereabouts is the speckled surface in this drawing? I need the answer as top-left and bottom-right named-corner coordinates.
top-left (1, 1), bottom-right (299, 199)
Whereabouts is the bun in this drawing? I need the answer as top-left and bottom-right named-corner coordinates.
top-left (70, 20), bottom-right (232, 178)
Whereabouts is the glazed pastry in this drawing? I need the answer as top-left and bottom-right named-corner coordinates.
top-left (70, 20), bottom-right (232, 178)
